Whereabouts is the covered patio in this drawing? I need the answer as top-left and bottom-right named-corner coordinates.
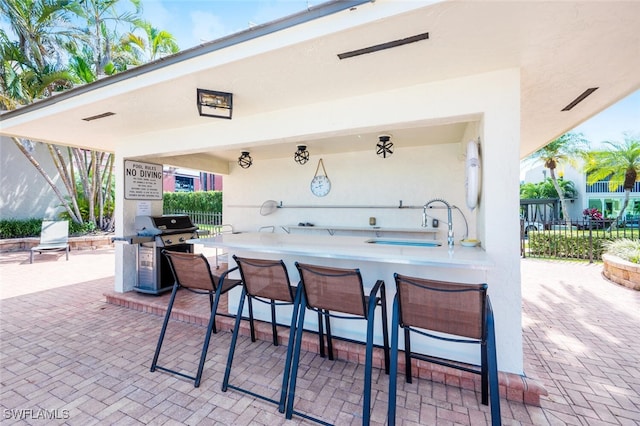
top-left (1, 249), bottom-right (639, 424)
top-left (2, 1), bottom-right (640, 421)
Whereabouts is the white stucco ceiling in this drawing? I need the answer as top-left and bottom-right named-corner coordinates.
top-left (1, 0), bottom-right (639, 168)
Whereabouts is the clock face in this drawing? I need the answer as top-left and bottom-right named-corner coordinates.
top-left (310, 175), bottom-right (331, 197)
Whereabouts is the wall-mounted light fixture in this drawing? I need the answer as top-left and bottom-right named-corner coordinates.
top-left (197, 89), bottom-right (233, 119)
top-left (376, 134), bottom-right (393, 158)
top-left (238, 151), bottom-right (252, 169)
top-left (294, 145), bottom-right (309, 165)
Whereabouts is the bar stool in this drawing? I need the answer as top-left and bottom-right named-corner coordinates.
top-left (388, 274), bottom-right (501, 426)
top-left (150, 250), bottom-right (242, 387)
top-left (287, 262), bottom-right (389, 425)
top-left (222, 256), bottom-right (302, 413)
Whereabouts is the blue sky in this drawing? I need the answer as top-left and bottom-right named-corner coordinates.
top-left (572, 90), bottom-right (640, 146)
top-left (139, 0), bottom-right (312, 49)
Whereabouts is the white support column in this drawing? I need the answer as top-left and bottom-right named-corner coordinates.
top-left (114, 153), bottom-right (138, 293)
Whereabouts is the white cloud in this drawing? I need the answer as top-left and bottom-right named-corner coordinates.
top-left (140, 1), bottom-right (173, 28)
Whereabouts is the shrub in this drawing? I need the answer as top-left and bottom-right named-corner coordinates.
top-left (603, 239), bottom-right (640, 264)
top-left (0, 218), bottom-right (43, 238)
top-left (528, 230), bottom-right (613, 260)
top-left (163, 191), bottom-right (222, 213)
top-left (583, 208), bottom-right (603, 220)
top-left (0, 218), bottom-right (95, 238)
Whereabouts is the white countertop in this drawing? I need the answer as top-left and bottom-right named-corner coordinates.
top-left (191, 232), bottom-right (492, 270)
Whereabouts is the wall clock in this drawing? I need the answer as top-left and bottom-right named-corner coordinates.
top-left (310, 158), bottom-right (331, 197)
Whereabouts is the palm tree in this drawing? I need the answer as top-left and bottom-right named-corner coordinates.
top-left (525, 132), bottom-right (589, 224)
top-left (0, 0), bottom-right (120, 229)
top-left (539, 177), bottom-right (578, 200)
top-left (584, 134), bottom-right (640, 225)
top-left (520, 182), bottom-right (544, 199)
top-left (118, 20), bottom-right (179, 65)
top-left (1, 0), bottom-right (177, 230)
top-left (70, 0), bottom-right (142, 76)
top-left (0, 0), bottom-right (76, 70)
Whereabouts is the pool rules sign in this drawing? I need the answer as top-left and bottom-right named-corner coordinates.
top-left (124, 160), bottom-right (163, 200)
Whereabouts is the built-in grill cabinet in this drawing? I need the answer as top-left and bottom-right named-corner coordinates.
top-left (133, 215), bottom-right (199, 295)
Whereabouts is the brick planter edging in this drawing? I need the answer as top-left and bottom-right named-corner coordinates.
top-left (0, 234), bottom-right (114, 252)
top-left (104, 289), bottom-right (548, 406)
top-left (602, 253), bottom-right (640, 290)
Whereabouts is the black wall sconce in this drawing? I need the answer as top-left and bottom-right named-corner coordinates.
top-left (376, 134), bottom-right (393, 158)
top-left (197, 89), bottom-right (233, 119)
top-left (238, 151), bottom-right (252, 169)
top-left (294, 145), bottom-right (309, 165)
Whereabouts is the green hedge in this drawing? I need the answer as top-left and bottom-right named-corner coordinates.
top-left (0, 219), bottom-right (89, 238)
top-left (163, 191), bottom-right (222, 213)
top-left (0, 218), bottom-right (43, 238)
top-left (1, 192), bottom-right (223, 238)
top-left (527, 231), bottom-right (615, 260)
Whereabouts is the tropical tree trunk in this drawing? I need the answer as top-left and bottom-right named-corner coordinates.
top-left (48, 144), bottom-right (85, 223)
top-left (549, 167), bottom-right (570, 224)
top-left (101, 154), bottom-right (115, 230)
top-left (615, 189), bottom-right (631, 224)
top-left (72, 148), bottom-right (91, 200)
top-left (89, 150), bottom-right (98, 224)
top-left (12, 137), bottom-right (82, 223)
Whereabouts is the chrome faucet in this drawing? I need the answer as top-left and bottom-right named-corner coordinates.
top-left (422, 205), bottom-right (429, 227)
top-left (424, 198), bottom-right (454, 247)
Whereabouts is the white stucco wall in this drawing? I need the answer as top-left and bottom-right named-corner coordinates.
top-left (224, 142), bottom-right (473, 237)
top-left (114, 68), bottom-right (523, 374)
top-left (0, 136), bottom-right (63, 220)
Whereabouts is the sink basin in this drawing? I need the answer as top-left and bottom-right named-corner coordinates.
top-left (365, 238), bottom-right (442, 247)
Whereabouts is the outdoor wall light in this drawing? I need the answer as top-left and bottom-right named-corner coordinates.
top-left (294, 145), bottom-right (309, 165)
top-left (376, 134), bottom-right (393, 158)
top-left (238, 151), bottom-right (252, 169)
top-left (197, 89), bottom-right (233, 119)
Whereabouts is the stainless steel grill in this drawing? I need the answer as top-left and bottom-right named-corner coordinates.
top-left (133, 215), bottom-right (199, 295)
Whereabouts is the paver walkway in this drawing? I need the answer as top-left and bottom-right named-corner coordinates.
top-left (1, 249), bottom-right (639, 424)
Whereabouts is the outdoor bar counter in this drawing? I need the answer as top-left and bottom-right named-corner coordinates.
top-left (192, 232), bottom-right (494, 364)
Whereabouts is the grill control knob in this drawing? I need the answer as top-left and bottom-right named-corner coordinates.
top-left (179, 237), bottom-right (185, 242)
top-left (165, 239), bottom-right (172, 245)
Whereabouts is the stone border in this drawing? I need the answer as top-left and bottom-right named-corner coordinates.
top-left (602, 253), bottom-right (640, 290)
top-left (0, 234), bottom-right (114, 253)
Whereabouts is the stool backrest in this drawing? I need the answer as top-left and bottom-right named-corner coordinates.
top-left (296, 263), bottom-right (366, 317)
top-left (163, 251), bottom-right (215, 291)
top-left (233, 256), bottom-right (295, 302)
top-left (394, 274), bottom-right (487, 340)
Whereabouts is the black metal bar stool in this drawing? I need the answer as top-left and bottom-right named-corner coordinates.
top-left (150, 250), bottom-right (242, 387)
top-left (286, 262), bottom-right (389, 425)
top-left (388, 273), bottom-right (501, 425)
top-left (222, 256), bottom-right (302, 413)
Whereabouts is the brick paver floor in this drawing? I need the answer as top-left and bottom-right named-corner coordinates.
top-left (1, 249), bottom-right (639, 425)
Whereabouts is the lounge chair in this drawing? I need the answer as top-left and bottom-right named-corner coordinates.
top-left (30, 221), bottom-right (70, 264)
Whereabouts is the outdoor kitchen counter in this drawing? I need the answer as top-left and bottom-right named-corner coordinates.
top-left (190, 232), bottom-right (493, 363)
top-left (191, 232), bottom-right (492, 269)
